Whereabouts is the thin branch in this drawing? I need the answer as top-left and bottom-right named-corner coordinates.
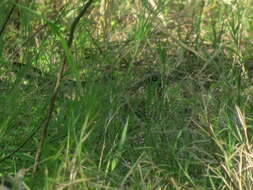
top-left (0, 0), bottom-right (94, 170)
top-left (0, 0), bottom-right (18, 37)
top-left (0, 3), bottom-right (67, 164)
top-left (33, 0), bottom-right (94, 173)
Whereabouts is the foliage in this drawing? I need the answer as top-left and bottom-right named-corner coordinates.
top-left (0, 0), bottom-right (253, 189)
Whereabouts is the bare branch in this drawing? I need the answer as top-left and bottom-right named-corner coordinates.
top-left (33, 0), bottom-right (94, 173)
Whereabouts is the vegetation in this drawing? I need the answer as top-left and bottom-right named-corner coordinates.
top-left (0, 0), bottom-right (253, 189)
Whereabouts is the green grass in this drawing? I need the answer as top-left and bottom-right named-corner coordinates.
top-left (0, 0), bottom-right (253, 189)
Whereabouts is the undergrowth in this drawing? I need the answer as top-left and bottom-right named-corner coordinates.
top-left (0, 0), bottom-right (253, 189)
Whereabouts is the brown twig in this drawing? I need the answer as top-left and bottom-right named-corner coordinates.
top-left (33, 0), bottom-right (94, 173)
top-left (0, 2), bottom-right (67, 165)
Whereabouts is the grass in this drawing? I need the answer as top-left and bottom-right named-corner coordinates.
top-left (0, 0), bottom-right (253, 189)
